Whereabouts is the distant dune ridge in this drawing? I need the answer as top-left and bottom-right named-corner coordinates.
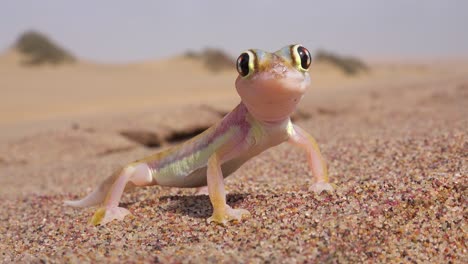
top-left (14, 30), bottom-right (75, 66)
top-left (0, 29), bottom-right (445, 140)
top-left (4, 29), bottom-right (370, 76)
top-left (0, 29), bottom-right (380, 137)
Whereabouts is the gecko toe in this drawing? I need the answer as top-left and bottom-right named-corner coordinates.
top-left (207, 206), bottom-right (250, 226)
top-left (310, 182), bottom-right (335, 194)
top-left (90, 207), bottom-right (130, 226)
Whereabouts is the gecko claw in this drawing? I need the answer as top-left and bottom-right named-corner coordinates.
top-left (207, 206), bottom-right (250, 225)
top-left (89, 206), bottom-right (130, 226)
top-left (310, 182), bottom-right (335, 194)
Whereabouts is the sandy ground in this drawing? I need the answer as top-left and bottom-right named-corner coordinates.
top-left (0, 51), bottom-right (467, 263)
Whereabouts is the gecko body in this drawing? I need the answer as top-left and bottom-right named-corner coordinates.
top-left (144, 103), bottom-right (289, 188)
top-left (65, 44), bottom-right (334, 225)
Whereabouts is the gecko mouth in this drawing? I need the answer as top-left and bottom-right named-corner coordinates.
top-left (264, 96), bottom-right (301, 105)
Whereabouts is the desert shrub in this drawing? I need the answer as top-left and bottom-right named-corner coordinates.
top-left (15, 30), bottom-right (75, 66)
top-left (315, 50), bottom-right (368, 75)
top-left (184, 48), bottom-right (234, 72)
top-left (183, 50), bottom-right (199, 59)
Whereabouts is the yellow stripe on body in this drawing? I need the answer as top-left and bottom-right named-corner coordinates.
top-left (154, 126), bottom-right (240, 186)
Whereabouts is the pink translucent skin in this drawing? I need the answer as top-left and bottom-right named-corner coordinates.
top-left (289, 125), bottom-right (329, 184)
top-left (235, 54), bottom-right (310, 123)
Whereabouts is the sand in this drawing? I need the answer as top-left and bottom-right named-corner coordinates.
top-left (0, 51), bottom-right (467, 263)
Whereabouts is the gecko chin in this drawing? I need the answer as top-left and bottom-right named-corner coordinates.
top-left (235, 72), bottom-right (310, 122)
top-left (243, 97), bottom-right (303, 123)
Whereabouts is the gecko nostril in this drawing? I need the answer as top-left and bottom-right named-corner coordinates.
top-left (271, 65), bottom-right (287, 77)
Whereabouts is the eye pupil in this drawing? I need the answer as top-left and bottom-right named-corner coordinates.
top-left (237, 53), bottom-right (250, 77)
top-left (297, 46), bottom-right (311, 70)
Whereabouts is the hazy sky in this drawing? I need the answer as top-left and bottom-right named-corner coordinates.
top-left (1, 0), bottom-right (467, 62)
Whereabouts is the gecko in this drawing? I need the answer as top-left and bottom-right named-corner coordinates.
top-left (65, 44), bottom-right (334, 226)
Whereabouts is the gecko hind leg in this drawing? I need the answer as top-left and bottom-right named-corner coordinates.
top-left (66, 163), bottom-right (153, 226)
top-left (90, 163), bottom-right (153, 225)
top-left (91, 163), bottom-right (153, 226)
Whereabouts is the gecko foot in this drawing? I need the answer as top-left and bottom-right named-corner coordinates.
top-left (207, 205), bottom-right (250, 226)
top-left (310, 182), bottom-right (335, 194)
top-left (89, 206), bottom-right (130, 226)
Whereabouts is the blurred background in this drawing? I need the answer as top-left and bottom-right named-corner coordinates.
top-left (0, 0), bottom-right (467, 142)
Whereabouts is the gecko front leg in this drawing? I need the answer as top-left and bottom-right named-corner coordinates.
top-left (289, 124), bottom-right (334, 193)
top-left (206, 153), bottom-right (250, 225)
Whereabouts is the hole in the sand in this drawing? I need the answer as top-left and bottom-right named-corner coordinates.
top-left (291, 109), bottom-right (312, 122)
top-left (166, 127), bottom-right (209, 143)
top-left (316, 107), bottom-right (338, 116)
top-left (97, 146), bottom-right (136, 157)
top-left (120, 130), bottom-right (162, 148)
top-left (71, 122), bottom-right (80, 130)
top-left (0, 157), bottom-right (27, 166)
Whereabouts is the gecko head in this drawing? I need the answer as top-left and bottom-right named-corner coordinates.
top-left (235, 44), bottom-right (311, 123)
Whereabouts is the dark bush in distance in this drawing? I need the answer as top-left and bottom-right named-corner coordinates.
top-left (315, 50), bottom-right (368, 75)
top-left (15, 30), bottom-right (75, 66)
top-left (184, 48), bottom-right (234, 73)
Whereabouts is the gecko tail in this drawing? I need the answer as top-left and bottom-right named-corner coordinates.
top-left (64, 188), bottom-right (105, 208)
top-left (64, 169), bottom-right (122, 208)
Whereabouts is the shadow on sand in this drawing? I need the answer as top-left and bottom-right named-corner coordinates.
top-left (156, 193), bottom-right (250, 219)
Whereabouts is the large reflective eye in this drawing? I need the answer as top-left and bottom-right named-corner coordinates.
top-left (236, 52), bottom-right (250, 77)
top-left (292, 45), bottom-right (312, 71)
top-left (297, 46), bottom-right (311, 70)
top-left (236, 50), bottom-right (255, 77)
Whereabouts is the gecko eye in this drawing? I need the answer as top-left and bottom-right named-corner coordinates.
top-left (291, 45), bottom-right (311, 71)
top-left (236, 50), bottom-right (255, 78)
top-left (237, 53), bottom-right (250, 77)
